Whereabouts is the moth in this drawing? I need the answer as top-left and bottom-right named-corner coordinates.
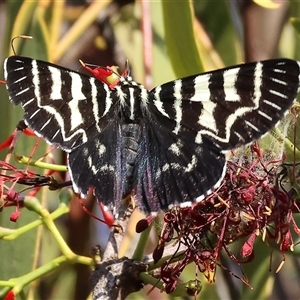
top-left (4, 56), bottom-right (300, 214)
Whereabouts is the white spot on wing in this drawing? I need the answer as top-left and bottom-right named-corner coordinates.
top-left (262, 99), bottom-right (281, 111)
top-left (68, 99), bottom-right (84, 130)
top-left (29, 108), bottom-right (41, 119)
top-left (52, 129), bottom-right (61, 140)
top-left (88, 156), bottom-right (97, 175)
top-left (14, 75), bottom-right (27, 84)
top-left (172, 80), bottom-right (182, 134)
top-left (223, 68), bottom-right (240, 101)
top-left (115, 86), bottom-right (126, 107)
top-left (40, 118), bottom-right (51, 130)
top-left (95, 140), bottom-right (106, 157)
top-left (90, 78), bottom-right (101, 132)
top-left (190, 74), bottom-right (211, 102)
top-left (258, 110), bottom-right (272, 121)
top-left (185, 155), bottom-right (197, 172)
top-left (244, 120), bottom-right (260, 132)
top-left (271, 77), bottom-right (287, 86)
top-left (100, 164), bottom-right (115, 172)
top-left (269, 89), bottom-right (287, 100)
top-left (197, 100), bottom-right (217, 135)
top-left (178, 201), bottom-right (192, 208)
top-left (168, 143), bottom-right (180, 155)
top-left (153, 86), bottom-right (170, 117)
top-left (32, 60), bottom-right (41, 100)
top-left (15, 87), bottom-right (30, 96)
top-left (22, 98), bottom-right (35, 107)
top-left (49, 66), bottom-right (62, 100)
top-left (273, 68), bottom-right (285, 74)
top-left (70, 72), bottom-right (86, 101)
top-left (140, 87), bottom-right (149, 108)
top-left (3, 58), bottom-right (8, 79)
top-left (14, 66), bottom-right (25, 72)
top-left (233, 131), bottom-right (244, 142)
top-left (253, 62), bottom-right (263, 106)
top-left (95, 79), bottom-right (113, 119)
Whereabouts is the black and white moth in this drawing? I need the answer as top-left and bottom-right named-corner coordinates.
top-left (3, 56), bottom-right (300, 214)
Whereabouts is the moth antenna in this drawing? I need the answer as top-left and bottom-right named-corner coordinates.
top-left (79, 60), bottom-right (106, 71)
top-left (125, 59), bottom-right (131, 77)
top-left (11, 35), bottom-right (33, 56)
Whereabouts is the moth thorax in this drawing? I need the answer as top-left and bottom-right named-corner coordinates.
top-left (120, 85), bottom-right (144, 122)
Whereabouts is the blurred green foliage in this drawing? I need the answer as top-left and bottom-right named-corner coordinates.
top-left (1, 1), bottom-right (300, 299)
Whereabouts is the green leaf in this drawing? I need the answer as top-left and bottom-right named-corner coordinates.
top-left (161, 1), bottom-right (203, 77)
top-left (290, 18), bottom-right (300, 36)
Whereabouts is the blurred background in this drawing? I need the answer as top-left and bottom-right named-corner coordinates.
top-left (1, 0), bottom-right (300, 299)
